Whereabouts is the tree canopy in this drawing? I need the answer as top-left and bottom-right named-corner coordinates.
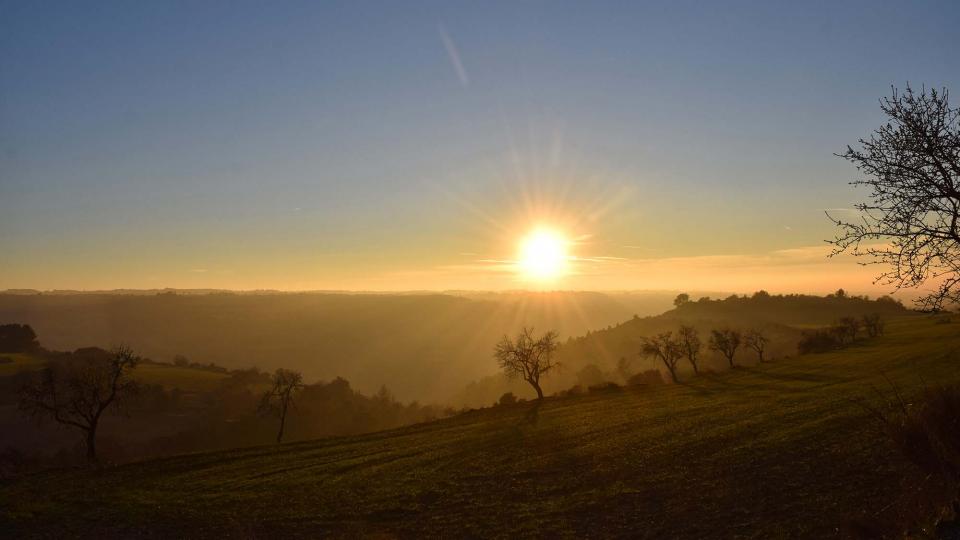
top-left (831, 85), bottom-right (960, 310)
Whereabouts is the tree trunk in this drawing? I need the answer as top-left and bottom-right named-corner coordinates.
top-left (663, 360), bottom-right (678, 383)
top-left (689, 358), bottom-right (699, 375)
top-left (531, 380), bottom-right (544, 400)
top-left (85, 428), bottom-right (97, 463)
top-left (276, 402), bottom-right (287, 443)
top-left (727, 354), bottom-right (735, 368)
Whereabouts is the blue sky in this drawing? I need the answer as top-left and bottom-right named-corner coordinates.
top-left (1, 0), bottom-right (958, 291)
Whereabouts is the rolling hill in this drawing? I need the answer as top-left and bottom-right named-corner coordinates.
top-left (1, 315), bottom-right (954, 538)
top-left (0, 291), bottom-right (680, 402)
top-left (455, 293), bottom-right (909, 406)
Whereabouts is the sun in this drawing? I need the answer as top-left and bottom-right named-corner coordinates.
top-left (518, 228), bottom-right (569, 280)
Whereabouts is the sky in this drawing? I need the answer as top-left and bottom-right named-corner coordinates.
top-left (1, 0), bottom-right (958, 294)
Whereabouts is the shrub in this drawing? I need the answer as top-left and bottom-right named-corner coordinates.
top-left (557, 385), bottom-right (583, 397)
top-left (628, 370), bottom-right (664, 387)
top-left (886, 386), bottom-right (960, 485)
top-left (849, 385), bottom-right (960, 537)
top-left (934, 315), bottom-right (954, 325)
top-left (798, 329), bottom-right (842, 354)
top-left (0, 323), bottom-right (39, 353)
top-left (587, 381), bottom-right (621, 394)
top-left (497, 392), bottom-right (518, 406)
top-left (576, 364), bottom-right (606, 387)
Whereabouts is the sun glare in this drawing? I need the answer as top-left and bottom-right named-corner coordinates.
top-left (518, 228), bottom-right (569, 280)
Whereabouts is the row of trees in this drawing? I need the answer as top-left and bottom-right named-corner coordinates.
top-left (639, 327), bottom-right (768, 383)
top-left (494, 314), bottom-right (889, 399)
top-left (493, 325), bottom-right (771, 393)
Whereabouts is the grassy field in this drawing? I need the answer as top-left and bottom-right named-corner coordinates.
top-left (0, 353), bottom-right (229, 392)
top-left (132, 363), bottom-right (229, 392)
top-left (0, 353), bottom-right (46, 377)
top-left (1, 315), bottom-right (957, 538)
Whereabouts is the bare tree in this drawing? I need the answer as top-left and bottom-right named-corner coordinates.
top-left (837, 316), bottom-right (862, 344)
top-left (829, 85), bottom-right (960, 311)
top-left (863, 313), bottom-right (885, 337)
top-left (494, 327), bottom-right (560, 400)
top-left (677, 325), bottom-right (702, 374)
top-left (18, 346), bottom-right (140, 463)
top-left (744, 329), bottom-right (769, 363)
top-left (640, 332), bottom-right (683, 383)
top-left (260, 368), bottom-right (304, 443)
top-left (709, 329), bottom-right (742, 368)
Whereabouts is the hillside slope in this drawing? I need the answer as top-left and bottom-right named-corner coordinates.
top-left (456, 294), bottom-right (909, 406)
top-left (1, 315), bottom-right (955, 538)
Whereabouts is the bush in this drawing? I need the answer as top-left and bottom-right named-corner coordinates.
top-left (886, 386), bottom-right (960, 484)
top-left (497, 392), bottom-right (518, 406)
top-left (628, 370), bottom-right (665, 387)
top-left (576, 364), bottom-right (606, 387)
top-left (849, 385), bottom-right (960, 537)
top-left (587, 382), bottom-right (621, 394)
top-left (557, 385), bottom-right (583, 397)
top-left (797, 329), bottom-right (842, 354)
top-left (0, 324), bottom-right (39, 353)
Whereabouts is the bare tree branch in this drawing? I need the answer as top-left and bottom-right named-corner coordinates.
top-left (830, 85), bottom-right (960, 310)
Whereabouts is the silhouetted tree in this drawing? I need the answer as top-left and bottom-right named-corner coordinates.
top-left (863, 313), bottom-right (885, 337)
top-left (837, 316), bottom-right (862, 343)
top-left (0, 324), bottom-right (39, 353)
top-left (830, 85), bottom-right (960, 311)
top-left (259, 368), bottom-right (304, 443)
top-left (709, 329), bottom-right (742, 368)
top-left (18, 346), bottom-right (140, 462)
top-left (494, 327), bottom-right (560, 400)
top-left (677, 325), bottom-right (701, 374)
top-left (673, 293), bottom-right (690, 307)
top-left (744, 329), bottom-right (769, 362)
top-left (640, 332), bottom-right (683, 383)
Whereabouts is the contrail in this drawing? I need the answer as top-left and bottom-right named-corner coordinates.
top-left (439, 23), bottom-right (469, 87)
